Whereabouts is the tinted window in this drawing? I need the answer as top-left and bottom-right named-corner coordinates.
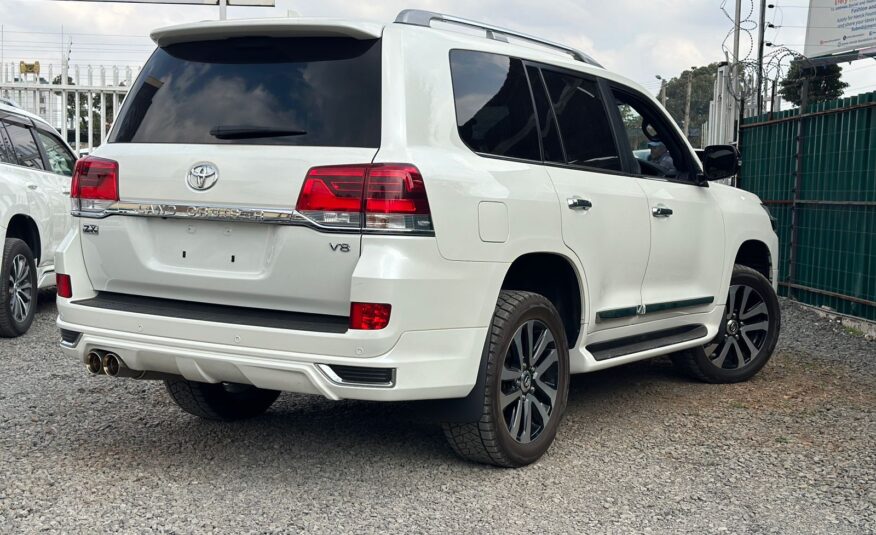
top-left (2, 120), bottom-right (45, 170)
top-left (542, 71), bottom-right (621, 171)
top-left (0, 124), bottom-right (15, 164)
top-left (450, 50), bottom-right (540, 161)
top-left (36, 130), bottom-right (75, 176)
top-left (526, 66), bottom-right (564, 163)
top-left (614, 89), bottom-right (691, 180)
top-left (111, 37), bottom-right (381, 147)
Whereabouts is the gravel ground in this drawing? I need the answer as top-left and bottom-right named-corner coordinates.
top-left (0, 293), bottom-right (873, 534)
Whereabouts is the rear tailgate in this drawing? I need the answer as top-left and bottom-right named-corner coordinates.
top-left (79, 30), bottom-right (382, 317)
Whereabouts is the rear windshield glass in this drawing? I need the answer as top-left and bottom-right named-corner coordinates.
top-left (111, 37), bottom-right (381, 147)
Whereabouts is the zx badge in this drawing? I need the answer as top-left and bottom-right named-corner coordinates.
top-left (82, 224), bottom-right (99, 235)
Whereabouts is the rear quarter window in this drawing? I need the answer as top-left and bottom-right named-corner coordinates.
top-left (111, 37), bottom-right (381, 147)
top-left (0, 124), bottom-right (16, 164)
top-left (449, 50), bottom-right (540, 161)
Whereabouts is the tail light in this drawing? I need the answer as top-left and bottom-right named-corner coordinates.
top-left (56, 274), bottom-right (72, 298)
top-left (71, 156), bottom-right (118, 216)
top-left (350, 302), bottom-right (391, 330)
top-left (295, 164), bottom-right (433, 234)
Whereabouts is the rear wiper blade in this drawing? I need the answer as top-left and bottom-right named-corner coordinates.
top-left (209, 126), bottom-right (307, 140)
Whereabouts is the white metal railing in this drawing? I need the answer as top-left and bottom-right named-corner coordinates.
top-left (0, 62), bottom-right (139, 153)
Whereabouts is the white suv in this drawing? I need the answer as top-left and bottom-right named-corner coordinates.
top-left (1, 102), bottom-right (76, 337)
top-left (56, 11), bottom-right (780, 466)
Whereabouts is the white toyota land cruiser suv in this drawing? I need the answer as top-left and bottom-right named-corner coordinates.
top-left (1, 100), bottom-right (76, 337)
top-left (56, 11), bottom-right (780, 466)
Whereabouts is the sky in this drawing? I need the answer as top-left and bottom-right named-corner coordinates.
top-left (0, 0), bottom-right (874, 97)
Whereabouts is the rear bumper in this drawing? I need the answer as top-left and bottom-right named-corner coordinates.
top-left (55, 229), bottom-right (505, 401)
top-left (57, 317), bottom-right (486, 401)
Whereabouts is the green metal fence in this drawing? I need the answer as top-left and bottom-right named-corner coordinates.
top-left (739, 91), bottom-right (876, 322)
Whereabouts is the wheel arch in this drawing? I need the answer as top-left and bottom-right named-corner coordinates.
top-left (430, 250), bottom-right (586, 424)
top-left (734, 239), bottom-right (772, 283)
top-left (499, 252), bottom-right (584, 349)
top-left (5, 214), bottom-right (42, 264)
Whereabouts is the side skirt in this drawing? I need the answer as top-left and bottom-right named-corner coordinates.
top-left (586, 324), bottom-right (708, 361)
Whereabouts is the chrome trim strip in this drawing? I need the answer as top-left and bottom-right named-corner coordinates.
top-left (316, 364), bottom-right (396, 389)
top-left (72, 200), bottom-right (436, 236)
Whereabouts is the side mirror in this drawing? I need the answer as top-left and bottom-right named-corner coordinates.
top-left (700, 144), bottom-right (739, 181)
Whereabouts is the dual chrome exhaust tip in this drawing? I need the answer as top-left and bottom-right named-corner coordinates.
top-left (85, 350), bottom-right (125, 377)
top-left (85, 350), bottom-right (104, 375)
top-left (84, 350), bottom-right (170, 380)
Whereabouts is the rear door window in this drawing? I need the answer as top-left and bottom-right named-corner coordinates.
top-left (541, 70), bottom-right (621, 171)
top-left (35, 130), bottom-right (76, 176)
top-left (449, 50), bottom-right (540, 161)
top-left (2, 119), bottom-right (45, 170)
top-left (111, 37), bottom-right (381, 147)
top-left (526, 66), bottom-right (565, 164)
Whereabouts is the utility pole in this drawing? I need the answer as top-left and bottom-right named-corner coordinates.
top-left (683, 69), bottom-right (693, 137)
top-left (732, 0), bottom-right (742, 141)
top-left (756, 0), bottom-right (767, 116)
top-left (61, 25), bottom-right (67, 84)
top-left (656, 75), bottom-right (667, 107)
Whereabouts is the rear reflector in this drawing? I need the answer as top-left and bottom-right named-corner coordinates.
top-left (296, 164), bottom-right (433, 234)
top-left (71, 156), bottom-right (119, 216)
top-left (350, 302), bottom-right (391, 330)
top-left (56, 274), bottom-right (72, 298)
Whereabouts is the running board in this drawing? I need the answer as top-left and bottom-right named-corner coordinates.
top-left (587, 324), bottom-right (708, 361)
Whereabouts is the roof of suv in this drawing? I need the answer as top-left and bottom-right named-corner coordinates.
top-left (149, 11), bottom-right (654, 105)
top-left (0, 101), bottom-right (53, 129)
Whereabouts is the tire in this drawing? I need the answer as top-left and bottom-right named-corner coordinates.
top-left (443, 290), bottom-right (570, 467)
top-left (672, 264), bottom-right (781, 383)
top-left (0, 238), bottom-right (38, 338)
top-left (164, 378), bottom-right (280, 421)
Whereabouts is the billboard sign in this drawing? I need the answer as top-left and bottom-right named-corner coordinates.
top-left (805, 0), bottom-right (876, 57)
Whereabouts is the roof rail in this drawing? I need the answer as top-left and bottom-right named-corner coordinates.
top-left (394, 9), bottom-right (603, 68)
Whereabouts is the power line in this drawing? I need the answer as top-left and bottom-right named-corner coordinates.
top-left (1, 30), bottom-right (150, 38)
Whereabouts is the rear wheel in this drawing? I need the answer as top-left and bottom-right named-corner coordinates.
top-left (443, 290), bottom-right (570, 467)
top-left (672, 264), bottom-right (780, 383)
top-left (0, 238), bottom-right (37, 338)
top-left (164, 378), bottom-right (280, 421)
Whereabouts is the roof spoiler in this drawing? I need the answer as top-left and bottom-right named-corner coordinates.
top-left (151, 18), bottom-right (383, 47)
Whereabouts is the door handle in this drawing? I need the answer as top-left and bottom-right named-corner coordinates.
top-left (652, 206), bottom-right (673, 217)
top-left (567, 197), bottom-right (593, 210)
top-left (27, 184), bottom-right (38, 190)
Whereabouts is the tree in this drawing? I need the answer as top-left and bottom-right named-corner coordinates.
top-left (779, 58), bottom-right (848, 107)
top-left (661, 63), bottom-right (721, 147)
top-left (51, 75), bottom-right (114, 148)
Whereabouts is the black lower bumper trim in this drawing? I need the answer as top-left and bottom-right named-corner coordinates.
top-left (73, 292), bottom-right (349, 333)
top-left (60, 328), bottom-right (82, 347)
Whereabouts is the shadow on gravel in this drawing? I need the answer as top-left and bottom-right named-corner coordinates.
top-left (58, 358), bottom-right (692, 471)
